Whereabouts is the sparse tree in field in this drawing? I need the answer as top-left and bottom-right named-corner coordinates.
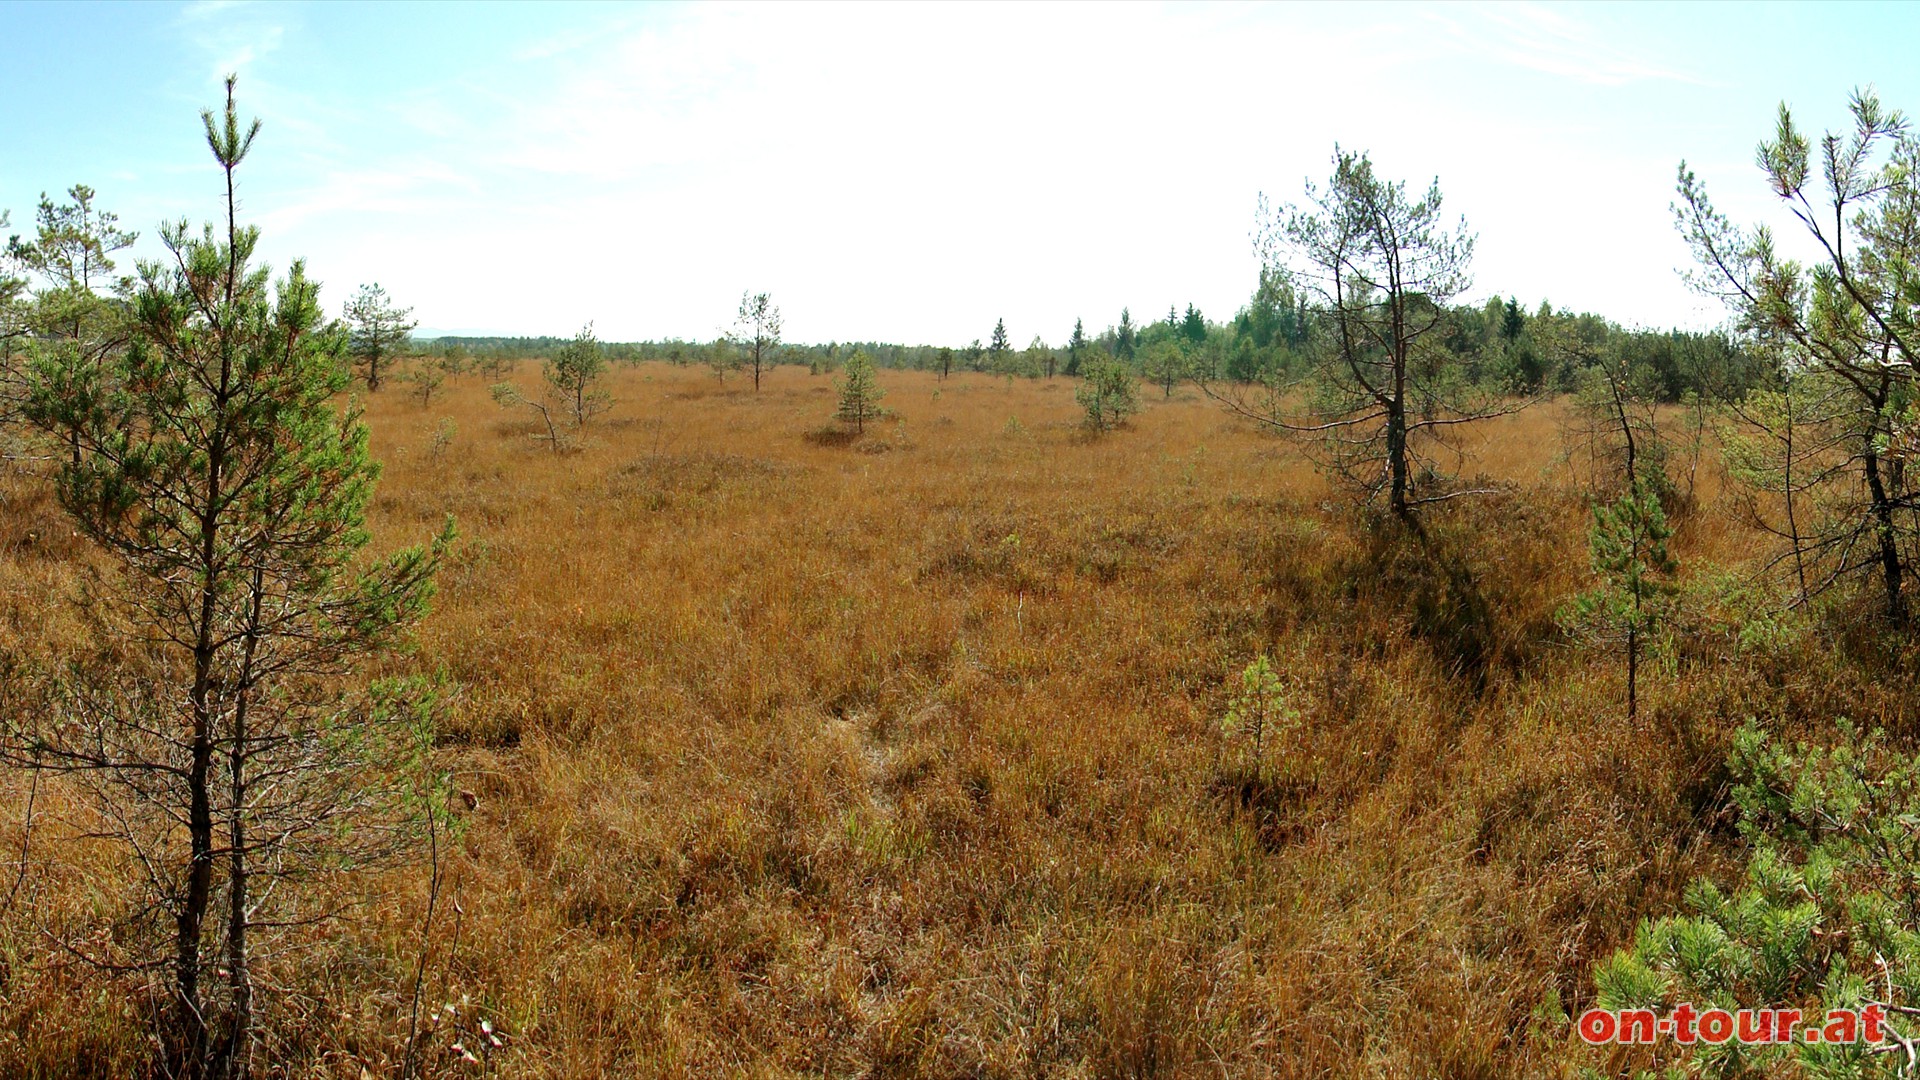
top-left (545, 322), bottom-right (611, 427)
top-left (470, 348), bottom-right (513, 380)
top-left (834, 348), bottom-right (887, 433)
top-left (1223, 146), bottom-right (1519, 522)
top-left (936, 346), bottom-right (955, 380)
top-left (492, 323), bottom-right (608, 450)
top-left (400, 349), bottom-right (462, 408)
top-left (728, 290), bottom-right (782, 391)
top-left (344, 282), bottom-right (416, 392)
top-left (707, 337), bottom-right (740, 383)
top-left (1675, 91), bottom-right (1920, 623)
top-left (1570, 481), bottom-right (1677, 724)
top-left (1560, 349), bottom-right (1679, 722)
top-left (1141, 338), bottom-right (1188, 399)
top-left (10, 77), bottom-right (450, 1079)
top-left (1220, 654), bottom-right (1298, 771)
top-left (1076, 356), bottom-right (1140, 434)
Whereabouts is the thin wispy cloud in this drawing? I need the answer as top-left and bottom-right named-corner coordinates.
top-left (175, 1), bottom-right (286, 80)
top-left (1424, 3), bottom-right (1709, 88)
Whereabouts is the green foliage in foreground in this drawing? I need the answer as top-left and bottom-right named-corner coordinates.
top-left (1589, 721), bottom-right (1920, 1078)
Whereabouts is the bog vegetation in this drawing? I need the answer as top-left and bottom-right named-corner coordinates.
top-left (3, 79), bottom-right (1920, 1078)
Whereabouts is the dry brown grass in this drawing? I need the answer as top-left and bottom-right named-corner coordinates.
top-left (1, 362), bottom-right (1912, 1077)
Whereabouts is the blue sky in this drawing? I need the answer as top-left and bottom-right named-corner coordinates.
top-left (3, 1), bottom-right (1918, 344)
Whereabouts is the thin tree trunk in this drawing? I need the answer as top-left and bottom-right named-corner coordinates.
top-left (1864, 443), bottom-right (1907, 623)
top-left (1387, 401), bottom-right (1409, 520)
top-left (1783, 383), bottom-right (1810, 605)
top-left (1627, 624), bottom-right (1638, 724)
top-left (217, 571), bottom-right (265, 1079)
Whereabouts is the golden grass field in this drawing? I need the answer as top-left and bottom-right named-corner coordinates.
top-left (1, 361), bottom-right (1913, 1077)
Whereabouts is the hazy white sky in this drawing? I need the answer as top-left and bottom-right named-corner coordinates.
top-left (3, 1), bottom-right (1918, 344)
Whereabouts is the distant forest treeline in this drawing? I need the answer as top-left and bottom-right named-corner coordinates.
top-left (426, 276), bottom-right (1756, 405)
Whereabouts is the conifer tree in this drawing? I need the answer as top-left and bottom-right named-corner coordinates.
top-left (707, 337), bottom-right (739, 383)
top-left (1676, 91), bottom-right (1920, 623)
top-left (1067, 317), bottom-right (1089, 376)
top-left (728, 290), bottom-right (782, 391)
top-left (834, 348), bottom-right (887, 433)
top-left (8, 184), bottom-right (139, 463)
top-left (492, 323), bottom-right (609, 450)
top-left (1500, 297), bottom-right (1524, 341)
top-left (1226, 147), bottom-right (1518, 521)
top-left (1181, 303), bottom-right (1206, 346)
top-left (1561, 349), bottom-right (1678, 722)
top-left (11, 77), bottom-right (450, 1078)
top-left (1115, 307), bottom-right (1136, 360)
top-left (545, 321), bottom-right (610, 426)
top-left (989, 317), bottom-right (1010, 361)
top-left (343, 282), bottom-right (416, 392)
top-left (1572, 483), bottom-right (1677, 723)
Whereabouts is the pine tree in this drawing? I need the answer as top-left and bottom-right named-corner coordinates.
top-left (1572, 481), bottom-right (1677, 722)
top-left (14, 77), bottom-right (450, 1078)
top-left (834, 348), bottom-right (887, 433)
top-left (1677, 91), bottom-right (1920, 622)
top-left (1236, 147), bottom-right (1504, 521)
top-left (707, 337), bottom-right (739, 383)
top-left (728, 290), bottom-right (782, 391)
top-left (492, 323), bottom-right (610, 450)
top-left (545, 322), bottom-right (610, 426)
top-left (1560, 346), bottom-right (1677, 722)
top-left (9, 184), bottom-right (139, 463)
top-left (343, 282), bottom-right (416, 392)
top-left (1066, 317), bottom-right (1088, 376)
